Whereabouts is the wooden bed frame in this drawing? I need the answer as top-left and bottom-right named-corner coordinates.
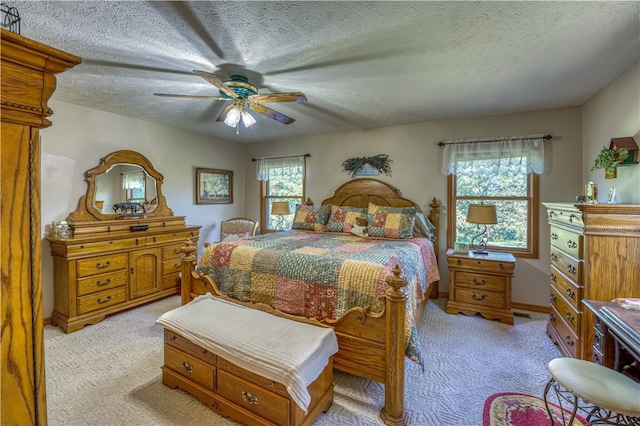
top-left (179, 178), bottom-right (440, 426)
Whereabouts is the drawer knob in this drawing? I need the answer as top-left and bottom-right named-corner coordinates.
top-left (472, 293), bottom-right (486, 301)
top-left (242, 391), bottom-right (258, 405)
top-left (565, 336), bottom-right (574, 347)
top-left (174, 263), bottom-right (180, 269)
top-left (550, 273), bottom-right (557, 282)
top-left (569, 214), bottom-right (576, 223)
top-left (96, 278), bottom-right (111, 287)
top-left (551, 233), bottom-right (558, 240)
top-left (181, 361), bottom-right (193, 373)
top-left (96, 261), bottom-right (111, 269)
top-left (567, 265), bottom-right (576, 275)
top-left (97, 296), bottom-right (112, 304)
top-left (550, 293), bottom-right (557, 303)
top-left (472, 278), bottom-right (486, 286)
top-left (566, 288), bottom-right (575, 299)
top-left (567, 240), bottom-right (577, 249)
top-left (549, 211), bottom-right (556, 218)
top-left (565, 312), bottom-right (575, 323)
top-left (550, 313), bottom-right (556, 322)
top-left (550, 253), bottom-right (558, 261)
top-left (457, 260), bottom-right (461, 265)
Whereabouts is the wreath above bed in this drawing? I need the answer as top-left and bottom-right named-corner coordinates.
top-left (341, 154), bottom-right (392, 178)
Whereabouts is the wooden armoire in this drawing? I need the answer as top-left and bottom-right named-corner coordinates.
top-left (1, 29), bottom-right (81, 425)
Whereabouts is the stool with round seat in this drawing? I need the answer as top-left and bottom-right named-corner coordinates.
top-left (543, 357), bottom-right (640, 425)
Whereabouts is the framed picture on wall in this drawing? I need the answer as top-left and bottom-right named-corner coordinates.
top-left (195, 168), bottom-right (233, 204)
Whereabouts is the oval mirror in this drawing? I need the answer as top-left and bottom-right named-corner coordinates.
top-left (68, 150), bottom-right (173, 222)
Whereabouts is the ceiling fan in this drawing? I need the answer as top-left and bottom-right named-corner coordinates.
top-left (154, 71), bottom-right (307, 131)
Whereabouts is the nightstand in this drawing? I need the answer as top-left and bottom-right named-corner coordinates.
top-left (446, 249), bottom-right (516, 325)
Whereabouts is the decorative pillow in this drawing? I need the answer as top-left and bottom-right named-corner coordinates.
top-left (413, 212), bottom-right (437, 242)
top-left (291, 204), bottom-right (331, 231)
top-left (221, 231), bottom-right (250, 241)
top-left (325, 205), bottom-right (367, 233)
top-left (367, 203), bottom-right (417, 239)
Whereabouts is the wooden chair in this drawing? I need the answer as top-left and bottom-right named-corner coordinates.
top-left (204, 217), bottom-right (259, 247)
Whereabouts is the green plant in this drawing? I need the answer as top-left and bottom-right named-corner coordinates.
top-left (342, 154), bottom-right (392, 178)
top-left (591, 146), bottom-right (629, 173)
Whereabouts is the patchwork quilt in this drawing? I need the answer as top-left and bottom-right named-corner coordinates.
top-left (196, 231), bottom-right (440, 365)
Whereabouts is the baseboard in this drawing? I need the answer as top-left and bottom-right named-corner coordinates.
top-left (438, 292), bottom-right (550, 314)
top-left (44, 316), bottom-right (52, 326)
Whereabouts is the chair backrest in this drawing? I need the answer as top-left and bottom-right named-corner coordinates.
top-left (220, 217), bottom-right (259, 240)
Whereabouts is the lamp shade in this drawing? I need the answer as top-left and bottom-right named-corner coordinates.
top-left (271, 201), bottom-right (290, 215)
top-left (466, 204), bottom-right (497, 224)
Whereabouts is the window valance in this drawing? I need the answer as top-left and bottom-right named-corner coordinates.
top-left (441, 134), bottom-right (546, 176)
top-left (255, 155), bottom-right (305, 181)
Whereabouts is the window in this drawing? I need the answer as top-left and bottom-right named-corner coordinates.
top-left (256, 156), bottom-right (306, 232)
top-left (122, 171), bottom-right (146, 202)
top-left (443, 136), bottom-right (544, 258)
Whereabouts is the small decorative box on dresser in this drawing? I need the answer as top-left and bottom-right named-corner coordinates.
top-left (446, 249), bottom-right (516, 325)
top-left (542, 202), bottom-right (640, 361)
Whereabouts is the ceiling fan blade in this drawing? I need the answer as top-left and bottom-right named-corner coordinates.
top-left (248, 103), bottom-right (295, 125)
top-left (154, 93), bottom-right (228, 100)
top-left (216, 104), bottom-right (234, 122)
top-left (249, 92), bottom-right (307, 103)
top-left (192, 70), bottom-right (237, 98)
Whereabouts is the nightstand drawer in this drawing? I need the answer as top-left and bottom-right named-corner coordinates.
top-left (449, 256), bottom-right (514, 274)
top-left (455, 288), bottom-right (506, 309)
top-left (455, 272), bottom-right (506, 292)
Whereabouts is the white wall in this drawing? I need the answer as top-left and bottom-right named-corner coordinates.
top-left (245, 107), bottom-right (584, 309)
top-left (40, 100), bottom-right (247, 317)
top-left (582, 62), bottom-right (640, 203)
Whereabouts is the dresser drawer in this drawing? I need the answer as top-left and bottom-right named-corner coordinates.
top-left (550, 265), bottom-right (581, 309)
top-left (550, 286), bottom-right (580, 335)
top-left (77, 254), bottom-right (127, 278)
top-left (547, 208), bottom-right (583, 228)
top-left (66, 238), bottom-right (140, 256)
top-left (219, 357), bottom-right (288, 397)
top-left (454, 287), bottom-right (506, 309)
top-left (550, 246), bottom-right (582, 283)
top-left (164, 345), bottom-right (215, 390)
top-left (77, 287), bottom-right (127, 314)
top-left (162, 258), bottom-right (182, 276)
top-left (165, 330), bottom-right (215, 363)
top-left (454, 272), bottom-right (506, 292)
top-left (162, 272), bottom-right (181, 290)
top-left (153, 230), bottom-right (199, 244)
top-left (162, 243), bottom-right (185, 260)
top-left (77, 270), bottom-right (127, 296)
top-left (217, 369), bottom-right (290, 425)
top-left (549, 304), bottom-right (579, 358)
top-left (448, 256), bottom-right (515, 275)
top-left (550, 226), bottom-right (583, 260)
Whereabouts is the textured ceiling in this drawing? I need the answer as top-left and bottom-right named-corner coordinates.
top-left (11, 1), bottom-right (640, 144)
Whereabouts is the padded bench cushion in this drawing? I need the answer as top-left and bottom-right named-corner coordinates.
top-left (157, 293), bottom-right (338, 412)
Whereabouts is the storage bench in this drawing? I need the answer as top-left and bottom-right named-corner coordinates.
top-left (157, 295), bottom-right (338, 426)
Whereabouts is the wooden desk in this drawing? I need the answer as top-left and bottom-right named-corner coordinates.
top-left (583, 300), bottom-right (640, 382)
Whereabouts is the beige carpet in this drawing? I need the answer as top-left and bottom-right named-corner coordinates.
top-left (44, 296), bottom-right (561, 425)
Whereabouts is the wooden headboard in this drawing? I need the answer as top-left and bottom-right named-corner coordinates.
top-left (320, 178), bottom-right (440, 259)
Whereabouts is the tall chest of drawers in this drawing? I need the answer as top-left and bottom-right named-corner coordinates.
top-left (542, 202), bottom-right (640, 361)
top-left (48, 216), bottom-right (200, 333)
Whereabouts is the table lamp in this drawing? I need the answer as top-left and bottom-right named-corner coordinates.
top-left (466, 204), bottom-right (497, 254)
top-left (271, 201), bottom-right (290, 232)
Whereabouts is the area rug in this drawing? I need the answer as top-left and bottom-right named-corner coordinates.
top-left (483, 392), bottom-right (587, 426)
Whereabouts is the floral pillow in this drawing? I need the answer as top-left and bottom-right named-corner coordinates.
top-left (291, 204), bottom-right (331, 231)
top-left (367, 203), bottom-right (417, 239)
top-left (325, 205), bottom-right (367, 233)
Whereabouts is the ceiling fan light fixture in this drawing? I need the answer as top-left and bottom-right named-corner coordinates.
top-left (241, 111), bottom-right (256, 127)
top-left (224, 107), bottom-right (241, 127)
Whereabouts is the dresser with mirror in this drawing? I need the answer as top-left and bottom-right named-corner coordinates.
top-left (47, 150), bottom-right (200, 333)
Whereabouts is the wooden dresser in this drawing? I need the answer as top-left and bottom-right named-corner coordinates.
top-left (48, 216), bottom-right (199, 332)
top-left (542, 202), bottom-right (640, 360)
top-left (1, 29), bottom-right (80, 425)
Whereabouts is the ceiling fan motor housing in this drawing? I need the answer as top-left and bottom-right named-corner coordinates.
top-left (220, 75), bottom-right (258, 99)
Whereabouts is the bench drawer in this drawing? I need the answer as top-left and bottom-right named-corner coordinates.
top-left (217, 369), bottom-right (290, 425)
top-left (164, 345), bottom-right (215, 390)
